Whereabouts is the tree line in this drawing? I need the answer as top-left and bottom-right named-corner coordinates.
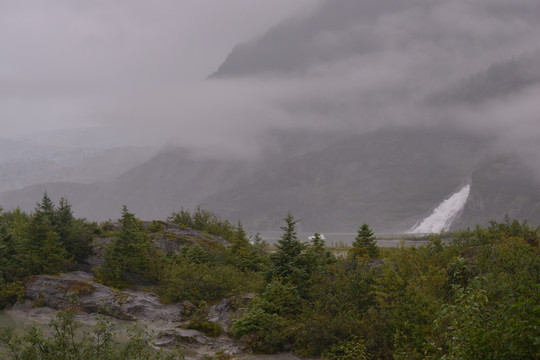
top-left (1, 195), bottom-right (539, 359)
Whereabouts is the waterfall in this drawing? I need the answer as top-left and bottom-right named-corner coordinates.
top-left (409, 184), bottom-right (471, 234)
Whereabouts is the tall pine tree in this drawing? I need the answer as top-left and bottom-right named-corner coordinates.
top-left (268, 213), bottom-right (308, 288)
top-left (99, 206), bottom-right (152, 286)
top-left (350, 223), bottom-right (379, 259)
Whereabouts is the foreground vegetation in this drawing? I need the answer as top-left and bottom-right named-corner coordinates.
top-left (0, 305), bottom-right (182, 360)
top-left (1, 195), bottom-right (539, 359)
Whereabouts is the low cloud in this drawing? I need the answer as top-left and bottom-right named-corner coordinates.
top-left (1, 0), bottom-right (539, 167)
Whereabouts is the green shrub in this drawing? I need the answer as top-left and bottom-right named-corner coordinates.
top-left (231, 307), bottom-right (290, 353)
top-left (148, 220), bottom-right (166, 233)
top-left (0, 280), bottom-right (24, 310)
top-left (158, 260), bottom-right (261, 304)
top-left (0, 308), bottom-right (184, 359)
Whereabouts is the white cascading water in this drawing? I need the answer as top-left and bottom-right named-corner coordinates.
top-left (409, 184), bottom-right (471, 234)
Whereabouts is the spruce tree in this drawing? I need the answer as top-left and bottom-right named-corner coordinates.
top-left (38, 192), bottom-right (55, 219)
top-left (25, 196), bottom-right (67, 274)
top-left (305, 233), bottom-right (335, 272)
top-left (99, 206), bottom-right (151, 286)
top-left (268, 213), bottom-right (307, 285)
top-left (0, 225), bottom-right (19, 282)
top-left (351, 223), bottom-right (379, 259)
top-left (232, 220), bottom-right (249, 252)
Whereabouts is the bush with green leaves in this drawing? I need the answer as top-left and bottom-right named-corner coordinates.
top-left (168, 206), bottom-right (236, 241)
top-left (188, 302), bottom-right (223, 338)
top-left (158, 258), bottom-right (262, 304)
top-left (231, 307), bottom-right (291, 353)
top-left (0, 307), bottom-right (184, 360)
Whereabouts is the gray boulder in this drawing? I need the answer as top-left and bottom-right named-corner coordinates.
top-left (23, 271), bottom-right (188, 322)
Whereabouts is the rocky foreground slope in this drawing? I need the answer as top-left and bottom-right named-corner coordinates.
top-left (6, 271), bottom-right (248, 359)
top-left (1, 223), bottom-right (277, 360)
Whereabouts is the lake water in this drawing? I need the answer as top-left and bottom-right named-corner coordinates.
top-left (258, 231), bottom-right (429, 247)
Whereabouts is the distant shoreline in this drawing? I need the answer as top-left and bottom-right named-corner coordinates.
top-left (257, 231), bottom-right (431, 247)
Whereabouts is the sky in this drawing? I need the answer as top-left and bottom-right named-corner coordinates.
top-left (1, 0), bottom-right (539, 163)
top-left (0, 0), bottom-right (314, 142)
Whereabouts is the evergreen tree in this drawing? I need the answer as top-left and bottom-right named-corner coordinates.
top-left (232, 220), bottom-right (249, 253)
top-left (99, 206), bottom-right (152, 286)
top-left (350, 223), bottom-right (379, 259)
top-left (305, 233), bottom-right (335, 272)
top-left (310, 233), bottom-right (325, 249)
top-left (55, 197), bottom-right (73, 238)
top-left (54, 198), bottom-right (93, 262)
top-left (168, 207), bottom-right (193, 228)
top-left (268, 213), bottom-right (307, 286)
top-left (231, 221), bottom-right (269, 272)
top-left (24, 197), bottom-right (68, 274)
top-left (184, 244), bottom-right (209, 264)
top-left (0, 225), bottom-right (19, 282)
top-left (37, 192), bottom-right (55, 219)
top-left (41, 231), bottom-right (69, 274)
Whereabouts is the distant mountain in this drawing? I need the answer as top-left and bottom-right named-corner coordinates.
top-left (202, 127), bottom-right (489, 232)
top-left (0, 148), bottom-right (248, 221)
top-left (428, 50), bottom-right (540, 106)
top-left (204, 0), bottom-right (540, 231)
top-left (454, 155), bottom-right (540, 229)
top-left (212, 0), bottom-right (540, 79)
top-left (1, 127), bottom-right (539, 232)
top-left (0, 139), bottom-right (155, 193)
top-left (0, 129), bottom-right (342, 220)
top-left (211, 0), bottom-right (418, 78)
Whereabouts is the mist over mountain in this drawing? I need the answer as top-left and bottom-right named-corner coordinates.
top-left (428, 50), bottom-right (540, 107)
top-left (0, 148), bottom-right (247, 221)
top-left (0, 138), bottom-right (155, 193)
top-left (1, 0), bottom-right (540, 232)
top-left (2, 125), bottom-right (539, 233)
top-left (203, 126), bottom-right (486, 232)
top-left (214, 0), bottom-right (540, 79)
top-left (0, 129), bottom-right (344, 221)
top-left (454, 155), bottom-right (540, 229)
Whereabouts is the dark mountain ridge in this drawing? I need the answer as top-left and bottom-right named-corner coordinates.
top-left (4, 126), bottom-right (537, 233)
top-left (203, 126), bottom-right (488, 232)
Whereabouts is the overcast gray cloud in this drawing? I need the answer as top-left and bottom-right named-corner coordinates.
top-left (0, 0), bottom-right (314, 137)
top-left (1, 0), bottom-right (539, 166)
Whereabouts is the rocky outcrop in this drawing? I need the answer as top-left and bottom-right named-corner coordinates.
top-left (12, 271), bottom-right (261, 359)
top-left (154, 328), bottom-right (244, 358)
top-left (84, 225), bottom-right (231, 271)
top-left (22, 271), bottom-right (189, 322)
top-left (149, 224), bottom-right (231, 253)
top-left (85, 224), bottom-right (230, 270)
top-left (208, 293), bottom-right (255, 332)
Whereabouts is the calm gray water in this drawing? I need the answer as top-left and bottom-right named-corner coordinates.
top-left (257, 232), bottom-right (429, 247)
